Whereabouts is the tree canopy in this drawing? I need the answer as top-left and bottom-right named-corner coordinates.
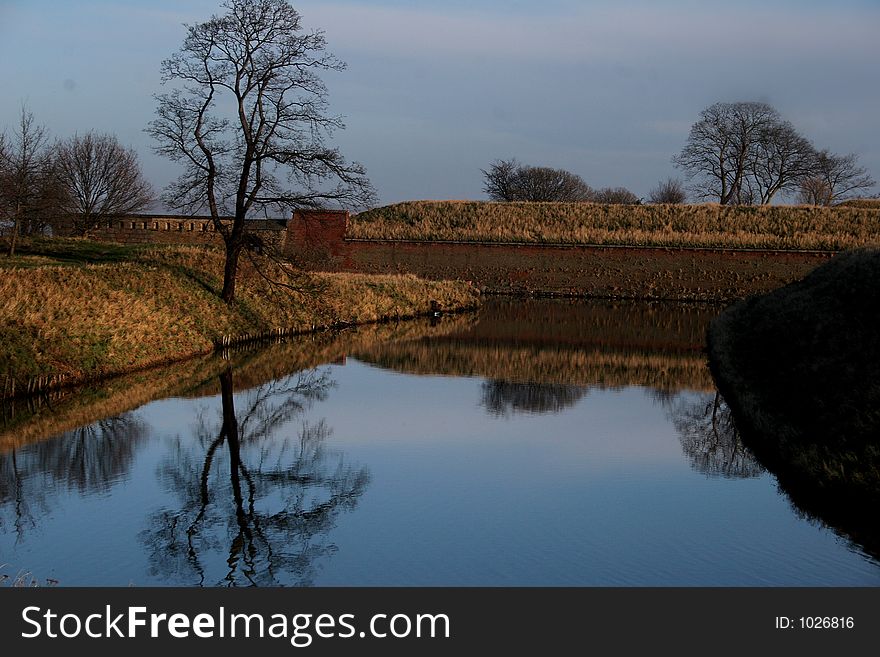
top-left (674, 101), bottom-right (875, 205)
top-left (482, 159), bottom-right (594, 202)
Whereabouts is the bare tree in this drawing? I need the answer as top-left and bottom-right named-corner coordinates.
top-left (142, 367), bottom-right (369, 586)
top-left (796, 176), bottom-right (832, 206)
top-left (673, 102), bottom-right (781, 205)
top-left (800, 150), bottom-right (875, 205)
top-left (666, 392), bottom-right (763, 479)
top-left (648, 177), bottom-right (687, 204)
top-left (746, 119), bottom-right (817, 204)
top-left (147, 0), bottom-right (376, 304)
top-left (481, 158), bottom-right (522, 201)
top-left (594, 186), bottom-right (641, 204)
top-left (481, 158), bottom-right (594, 202)
top-left (0, 107), bottom-right (62, 256)
top-left (55, 132), bottom-right (153, 235)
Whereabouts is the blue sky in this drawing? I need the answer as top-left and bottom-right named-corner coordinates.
top-left (1, 0), bottom-right (878, 205)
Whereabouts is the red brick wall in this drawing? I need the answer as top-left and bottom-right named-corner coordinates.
top-left (83, 210), bottom-right (833, 301)
top-left (284, 210), bottom-right (349, 263)
top-left (340, 241), bottom-right (831, 301)
top-left (283, 212), bottom-right (833, 300)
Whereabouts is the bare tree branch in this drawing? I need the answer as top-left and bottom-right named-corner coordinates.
top-left (147, 0), bottom-right (376, 304)
top-left (55, 132), bottom-right (153, 235)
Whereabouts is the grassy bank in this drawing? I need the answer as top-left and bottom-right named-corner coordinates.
top-left (708, 247), bottom-right (880, 444)
top-left (707, 248), bottom-right (880, 555)
top-left (350, 201), bottom-right (880, 250)
top-left (0, 238), bottom-right (480, 398)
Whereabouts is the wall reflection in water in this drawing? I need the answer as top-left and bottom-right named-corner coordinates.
top-left (141, 368), bottom-right (370, 586)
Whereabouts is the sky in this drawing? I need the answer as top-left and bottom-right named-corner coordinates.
top-left (1, 0), bottom-right (878, 206)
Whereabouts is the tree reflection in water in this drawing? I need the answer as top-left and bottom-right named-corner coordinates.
top-left (481, 380), bottom-right (589, 416)
top-left (0, 414), bottom-right (147, 541)
top-left (656, 390), bottom-right (764, 479)
top-left (141, 368), bottom-right (370, 587)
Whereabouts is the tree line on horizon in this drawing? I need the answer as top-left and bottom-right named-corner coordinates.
top-left (2, 0), bottom-right (878, 304)
top-left (0, 107), bottom-right (154, 256)
top-left (484, 101), bottom-right (875, 207)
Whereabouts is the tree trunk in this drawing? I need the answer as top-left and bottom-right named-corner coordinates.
top-left (7, 203), bottom-right (21, 257)
top-left (220, 369), bottom-right (250, 540)
top-left (220, 239), bottom-right (242, 304)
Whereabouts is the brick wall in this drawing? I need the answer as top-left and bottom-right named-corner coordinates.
top-left (284, 212), bottom-right (834, 301)
top-left (283, 209), bottom-right (350, 264)
top-left (81, 214), bottom-right (288, 250)
top-left (78, 209), bottom-right (834, 301)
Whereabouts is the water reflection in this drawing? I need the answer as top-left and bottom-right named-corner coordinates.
top-left (658, 391), bottom-right (763, 479)
top-left (2, 297), bottom-right (876, 585)
top-left (353, 299), bottom-right (719, 393)
top-left (142, 368), bottom-right (369, 587)
top-left (0, 412), bottom-right (147, 541)
top-left (481, 381), bottom-right (589, 417)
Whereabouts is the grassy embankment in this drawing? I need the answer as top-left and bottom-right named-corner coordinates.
top-left (708, 247), bottom-right (880, 444)
top-left (351, 201), bottom-right (880, 250)
top-left (0, 238), bottom-right (480, 399)
top-left (707, 248), bottom-right (880, 554)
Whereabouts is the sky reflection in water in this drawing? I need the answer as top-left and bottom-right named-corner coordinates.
top-left (1, 299), bottom-right (878, 586)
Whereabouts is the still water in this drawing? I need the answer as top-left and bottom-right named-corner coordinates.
top-left (1, 299), bottom-right (878, 586)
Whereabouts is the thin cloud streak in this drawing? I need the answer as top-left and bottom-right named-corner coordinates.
top-left (302, 2), bottom-right (879, 63)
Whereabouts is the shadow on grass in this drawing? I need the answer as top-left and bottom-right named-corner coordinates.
top-left (21, 238), bottom-right (147, 266)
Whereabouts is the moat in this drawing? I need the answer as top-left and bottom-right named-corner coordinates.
top-left (1, 298), bottom-right (878, 586)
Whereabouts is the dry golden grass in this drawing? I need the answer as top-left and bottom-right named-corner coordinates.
top-left (350, 201), bottom-right (880, 250)
top-left (837, 198), bottom-right (880, 209)
top-left (0, 241), bottom-right (479, 395)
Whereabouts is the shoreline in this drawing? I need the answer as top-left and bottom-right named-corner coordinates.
top-left (0, 240), bottom-right (481, 402)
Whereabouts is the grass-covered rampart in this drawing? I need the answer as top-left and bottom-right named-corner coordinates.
top-left (0, 239), bottom-right (479, 398)
top-left (350, 201), bottom-right (880, 250)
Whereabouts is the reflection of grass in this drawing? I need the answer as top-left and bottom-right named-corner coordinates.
top-left (0, 564), bottom-right (58, 587)
top-left (354, 298), bottom-right (717, 390)
top-left (355, 342), bottom-right (714, 391)
top-left (351, 201), bottom-right (880, 250)
top-left (0, 316), bottom-right (474, 450)
top-left (0, 239), bottom-right (479, 398)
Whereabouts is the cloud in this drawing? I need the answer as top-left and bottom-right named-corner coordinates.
top-left (300, 1), bottom-right (880, 65)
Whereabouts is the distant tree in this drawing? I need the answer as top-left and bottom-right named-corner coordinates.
top-left (799, 150), bottom-right (875, 205)
top-left (481, 158), bottom-right (522, 202)
top-left (482, 158), bottom-right (594, 202)
top-left (55, 132), bottom-right (153, 235)
top-left (796, 176), bottom-right (833, 206)
top-left (674, 102), bottom-right (785, 205)
top-left (746, 119), bottom-right (817, 204)
top-left (0, 107), bottom-right (62, 256)
top-left (594, 186), bottom-right (641, 205)
top-left (648, 178), bottom-right (687, 204)
top-left (148, 0), bottom-right (375, 304)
